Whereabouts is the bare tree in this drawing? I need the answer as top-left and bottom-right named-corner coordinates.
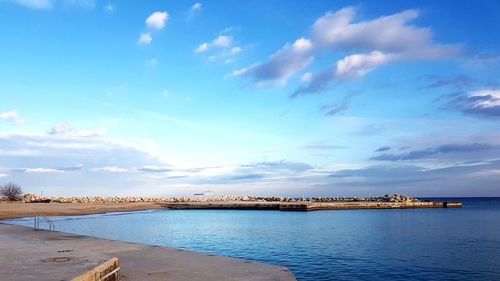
top-left (0, 183), bottom-right (23, 201)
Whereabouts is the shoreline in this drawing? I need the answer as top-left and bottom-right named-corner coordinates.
top-left (0, 202), bottom-right (164, 220)
top-left (0, 199), bottom-right (462, 220)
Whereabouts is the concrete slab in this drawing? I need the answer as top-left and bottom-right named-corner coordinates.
top-left (0, 223), bottom-right (296, 281)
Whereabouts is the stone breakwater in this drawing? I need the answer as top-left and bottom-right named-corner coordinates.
top-left (20, 194), bottom-right (419, 204)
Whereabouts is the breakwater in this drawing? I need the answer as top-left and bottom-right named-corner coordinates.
top-left (16, 194), bottom-right (462, 212)
top-left (161, 200), bottom-right (462, 211)
top-left (21, 194), bottom-right (421, 204)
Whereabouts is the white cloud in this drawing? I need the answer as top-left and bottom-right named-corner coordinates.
top-left (191, 2), bottom-right (202, 11)
top-left (195, 42), bottom-right (209, 53)
top-left (0, 110), bottom-right (22, 125)
top-left (311, 8), bottom-right (459, 59)
top-left (334, 51), bottom-right (395, 80)
top-left (187, 2), bottom-right (202, 21)
top-left (212, 35), bottom-right (232, 48)
top-left (195, 34), bottom-right (243, 63)
top-left (96, 166), bottom-right (128, 173)
top-left (293, 51), bottom-right (397, 95)
top-left (229, 46), bottom-right (242, 55)
top-left (22, 168), bottom-right (64, 173)
top-left (235, 7), bottom-right (461, 95)
top-left (0, 173), bottom-right (9, 178)
top-left (145, 11), bottom-right (168, 30)
top-left (469, 90), bottom-right (500, 109)
top-left (12, 0), bottom-right (53, 9)
top-left (138, 33), bottom-right (152, 45)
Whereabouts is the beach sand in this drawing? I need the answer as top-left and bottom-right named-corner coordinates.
top-left (0, 202), bottom-right (163, 220)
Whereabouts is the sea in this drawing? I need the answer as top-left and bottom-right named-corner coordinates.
top-left (5, 197), bottom-right (500, 281)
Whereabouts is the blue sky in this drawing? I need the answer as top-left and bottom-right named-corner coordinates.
top-left (1, 0), bottom-right (499, 197)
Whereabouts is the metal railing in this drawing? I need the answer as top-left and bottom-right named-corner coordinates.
top-left (33, 215), bottom-right (55, 231)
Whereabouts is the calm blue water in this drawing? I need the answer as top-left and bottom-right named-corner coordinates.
top-left (5, 198), bottom-right (500, 281)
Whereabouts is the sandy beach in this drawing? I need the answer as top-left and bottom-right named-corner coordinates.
top-left (0, 202), bottom-right (164, 220)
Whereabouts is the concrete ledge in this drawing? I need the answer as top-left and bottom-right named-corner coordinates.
top-left (0, 223), bottom-right (296, 281)
top-left (71, 257), bottom-right (120, 281)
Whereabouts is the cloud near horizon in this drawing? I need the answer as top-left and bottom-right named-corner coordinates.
top-left (0, 111), bottom-right (22, 125)
top-left (370, 143), bottom-right (495, 161)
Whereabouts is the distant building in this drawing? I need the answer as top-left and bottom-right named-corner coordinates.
top-left (193, 190), bottom-right (221, 200)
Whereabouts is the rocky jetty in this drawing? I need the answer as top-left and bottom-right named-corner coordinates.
top-left (21, 194), bottom-right (418, 204)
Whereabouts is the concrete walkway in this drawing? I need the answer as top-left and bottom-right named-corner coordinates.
top-left (0, 223), bottom-right (296, 281)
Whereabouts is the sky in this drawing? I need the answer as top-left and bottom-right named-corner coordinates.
top-left (0, 0), bottom-right (499, 197)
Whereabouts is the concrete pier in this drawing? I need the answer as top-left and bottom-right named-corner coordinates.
top-left (0, 223), bottom-right (296, 281)
top-left (161, 201), bottom-right (462, 211)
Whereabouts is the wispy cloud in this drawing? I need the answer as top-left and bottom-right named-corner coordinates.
top-left (48, 122), bottom-right (106, 137)
top-left (20, 168), bottom-right (65, 173)
top-left (186, 2), bottom-right (202, 21)
top-left (375, 146), bottom-right (391, 152)
top-left (12, 0), bottom-right (53, 9)
top-left (421, 74), bottom-right (477, 89)
top-left (145, 58), bottom-right (159, 67)
top-left (104, 3), bottom-right (113, 13)
top-left (371, 143), bottom-right (495, 161)
top-left (0, 110), bottom-right (22, 125)
top-left (232, 38), bottom-right (313, 85)
top-left (61, 0), bottom-right (95, 9)
top-left (138, 165), bottom-right (172, 172)
top-left (138, 32), bottom-right (152, 45)
top-left (441, 89), bottom-right (500, 118)
top-left (95, 166), bottom-right (128, 173)
top-left (195, 33), bottom-right (243, 63)
top-left (301, 142), bottom-right (346, 151)
top-left (195, 35), bottom-right (233, 52)
top-left (195, 43), bottom-right (209, 53)
top-left (48, 122), bottom-right (71, 135)
top-left (11, 0), bottom-right (96, 10)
